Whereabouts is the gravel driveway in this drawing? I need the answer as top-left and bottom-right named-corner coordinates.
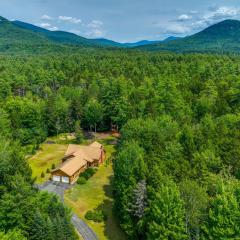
top-left (38, 181), bottom-right (98, 240)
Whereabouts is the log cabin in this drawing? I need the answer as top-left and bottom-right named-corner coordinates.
top-left (51, 141), bottom-right (105, 184)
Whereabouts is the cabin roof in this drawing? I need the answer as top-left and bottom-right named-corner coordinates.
top-left (52, 141), bottom-right (103, 176)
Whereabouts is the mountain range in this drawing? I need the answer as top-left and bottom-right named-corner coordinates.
top-left (12, 20), bottom-right (179, 48)
top-left (0, 16), bottom-right (240, 54)
top-left (138, 19), bottom-right (240, 53)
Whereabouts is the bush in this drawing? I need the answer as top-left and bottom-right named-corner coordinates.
top-left (41, 172), bottom-right (45, 178)
top-left (51, 163), bottom-right (56, 170)
top-left (46, 168), bottom-right (50, 173)
top-left (77, 177), bottom-right (87, 185)
top-left (85, 210), bottom-right (107, 222)
top-left (81, 167), bottom-right (97, 180)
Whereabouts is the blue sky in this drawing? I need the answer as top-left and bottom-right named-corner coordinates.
top-left (1, 0), bottom-right (240, 42)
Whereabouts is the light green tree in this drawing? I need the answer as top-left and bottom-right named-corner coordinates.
top-left (147, 178), bottom-right (188, 240)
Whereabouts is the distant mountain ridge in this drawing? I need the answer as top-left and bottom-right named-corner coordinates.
top-left (138, 19), bottom-right (240, 53)
top-left (0, 16), bottom-right (240, 54)
top-left (12, 20), bottom-right (179, 48)
top-left (121, 37), bottom-right (181, 47)
top-left (13, 20), bottom-right (96, 47)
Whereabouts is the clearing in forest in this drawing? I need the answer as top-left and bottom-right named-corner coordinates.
top-left (29, 133), bottom-right (125, 240)
top-left (64, 139), bottom-right (126, 240)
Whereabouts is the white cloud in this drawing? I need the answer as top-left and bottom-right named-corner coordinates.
top-left (86, 29), bottom-right (104, 38)
top-left (190, 6), bottom-right (240, 31)
top-left (164, 23), bottom-right (190, 34)
top-left (41, 15), bottom-right (53, 20)
top-left (153, 20), bottom-right (190, 35)
top-left (178, 14), bottom-right (192, 21)
top-left (38, 23), bottom-right (58, 31)
top-left (39, 23), bottom-right (51, 28)
top-left (84, 20), bottom-right (104, 38)
top-left (203, 6), bottom-right (240, 22)
top-left (49, 26), bottom-right (58, 31)
top-left (165, 6), bottom-right (240, 36)
top-left (87, 20), bottom-right (103, 28)
top-left (58, 16), bottom-right (82, 24)
top-left (190, 11), bottom-right (198, 14)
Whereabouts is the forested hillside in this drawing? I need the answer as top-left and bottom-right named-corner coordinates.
top-left (139, 19), bottom-right (240, 54)
top-left (1, 51), bottom-right (240, 239)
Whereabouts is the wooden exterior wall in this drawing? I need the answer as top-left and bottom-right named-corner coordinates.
top-left (69, 165), bottom-right (87, 184)
top-left (51, 169), bottom-right (68, 177)
top-left (51, 164), bottom-right (87, 184)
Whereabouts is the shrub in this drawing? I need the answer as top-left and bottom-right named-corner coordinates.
top-left (51, 163), bottom-right (56, 170)
top-left (46, 168), bottom-right (50, 173)
top-left (41, 172), bottom-right (45, 178)
top-left (81, 167), bottom-right (97, 180)
top-left (85, 210), bottom-right (106, 222)
top-left (77, 177), bottom-right (87, 185)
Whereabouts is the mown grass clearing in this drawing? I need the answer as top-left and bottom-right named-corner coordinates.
top-left (28, 143), bottom-right (67, 183)
top-left (65, 140), bottom-right (126, 240)
top-left (29, 133), bottom-right (125, 239)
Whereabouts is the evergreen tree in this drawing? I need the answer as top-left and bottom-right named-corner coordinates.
top-left (129, 180), bottom-right (147, 219)
top-left (0, 230), bottom-right (27, 240)
top-left (75, 120), bottom-right (84, 143)
top-left (201, 182), bottom-right (240, 240)
top-left (29, 211), bottom-right (47, 240)
top-left (147, 178), bottom-right (188, 240)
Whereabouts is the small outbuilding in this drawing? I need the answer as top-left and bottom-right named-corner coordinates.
top-left (51, 141), bottom-right (105, 184)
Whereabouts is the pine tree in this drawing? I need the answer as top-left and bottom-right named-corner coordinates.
top-left (29, 211), bottom-right (47, 240)
top-left (201, 183), bottom-right (240, 240)
top-left (0, 230), bottom-right (27, 240)
top-left (75, 120), bottom-right (84, 143)
top-left (45, 217), bottom-right (54, 240)
top-left (129, 180), bottom-right (147, 219)
top-left (147, 179), bottom-right (188, 240)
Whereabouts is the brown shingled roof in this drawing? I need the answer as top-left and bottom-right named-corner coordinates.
top-left (52, 142), bottom-right (103, 176)
top-left (59, 156), bottom-right (87, 176)
top-left (89, 141), bottom-right (103, 149)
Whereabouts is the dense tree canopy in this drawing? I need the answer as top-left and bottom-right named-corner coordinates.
top-left (1, 51), bottom-right (240, 239)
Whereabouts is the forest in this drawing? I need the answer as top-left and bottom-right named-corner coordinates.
top-left (0, 50), bottom-right (240, 239)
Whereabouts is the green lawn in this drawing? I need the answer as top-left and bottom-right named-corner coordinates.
top-left (29, 133), bottom-right (125, 239)
top-left (28, 143), bottom-right (67, 183)
top-left (65, 142), bottom-right (126, 240)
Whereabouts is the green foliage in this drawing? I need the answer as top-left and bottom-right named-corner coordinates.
top-left (80, 168), bottom-right (98, 180)
top-left (1, 48), bottom-right (240, 239)
top-left (0, 109), bottom-right (11, 138)
top-left (84, 99), bottom-right (104, 132)
top-left (201, 179), bottom-right (240, 240)
top-left (85, 210), bottom-right (107, 222)
top-left (74, 120), bottom-right (84, 143)
top-left (5, 97), bottom-right (47, 145)
top-left (180, 180), bottom-right (208, 238)
top-left (0, 139), bottom-right (77, 240)
top-left (147, 178), bottom-right (188, 240)
top-left (77, 177), bottom-right (87, 185)
top-left (0, 230), bottom-right (27, 240)
top-left (114, 141), bottom-right (147, 237)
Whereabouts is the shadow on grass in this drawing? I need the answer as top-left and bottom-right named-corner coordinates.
top-left (87, 175), bottom-right (126, 240)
